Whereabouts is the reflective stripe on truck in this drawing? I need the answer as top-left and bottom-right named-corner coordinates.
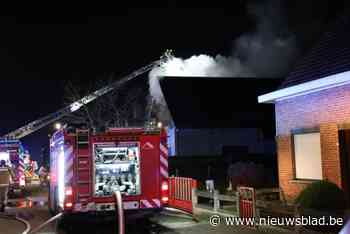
top-left (72, 199), bottom-right (160, 212)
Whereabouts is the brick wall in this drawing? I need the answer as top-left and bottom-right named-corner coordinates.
top-left (320, 124), bottom-right (342, 187)
top-left (276, 135), bottom-right (308, 201)
top-left (275, 84), bottom-right (349, 201)
top-left (276, 83), bottom-right (350, 136)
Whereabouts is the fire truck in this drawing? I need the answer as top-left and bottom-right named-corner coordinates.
top-left (0, 139), bottom-right (40, 194)
top-left (49, 126), bottom-right (169, 215)
top-left (0, 139), bottom-right (26, 193)
top-left (0, 50), bottom-right (173, 211)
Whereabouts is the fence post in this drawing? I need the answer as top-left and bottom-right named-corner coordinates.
top-left (192, 188), bottom-right (198, 208)
top-left (191, 187), bottom-right (198, 216)
top-left (252, 187), bottom-right (256, 218)
top-left (236, 190), bottom-right (240, 217)
top-left (168, 176), bottom-right (172, 203)
top-left (213, 190), bottom-right (220, 212)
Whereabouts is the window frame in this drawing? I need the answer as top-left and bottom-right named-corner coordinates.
top-left (291, 128), bottom-right (323, 181)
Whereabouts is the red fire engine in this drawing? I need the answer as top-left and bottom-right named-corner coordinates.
top-left (0, 139), bottom-right (26, 192)
top-left (0, 140), bottom-right (41, 194)
top-left (48, 127), bottom-right (169, 215)
top-left (0, 51), bottom-right (173, 212)
top-left (0, 50), bottom-right (172, 188)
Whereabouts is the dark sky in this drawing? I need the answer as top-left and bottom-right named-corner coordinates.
top-left (0, 2), bottom-right (346, 163)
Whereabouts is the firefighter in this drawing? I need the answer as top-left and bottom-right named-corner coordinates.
top-left (38, 165), bottom-right (49, 186)
top-left (0, 160), bottom-right (15, 212)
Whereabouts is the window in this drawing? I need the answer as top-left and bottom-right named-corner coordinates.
top-left (293, 132), bottom-right (322, 180)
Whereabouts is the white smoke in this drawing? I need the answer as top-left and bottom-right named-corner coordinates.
top-left (148, 0), bottom-right (300, 123)
top-left (149, 55), bottom-right (254, 104)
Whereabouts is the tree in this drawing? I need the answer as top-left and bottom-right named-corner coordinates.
top-left (62, 75), bottom-right (149, 131)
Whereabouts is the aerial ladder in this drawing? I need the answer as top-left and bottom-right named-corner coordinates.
top-left (2, 50), bottom-right (173, 140)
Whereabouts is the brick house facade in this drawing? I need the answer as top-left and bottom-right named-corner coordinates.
top-left (258, 16), bottom-right (350, 201)
top-left (274, 86), bottom-right (346, 201)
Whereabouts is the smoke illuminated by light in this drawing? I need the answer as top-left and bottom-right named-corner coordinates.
top-left (149, 54), bottom-right (254, 104)
top-left (148, 1), bottom-right (299, 125)
top-left (156, 55), bottom-right (252, 78)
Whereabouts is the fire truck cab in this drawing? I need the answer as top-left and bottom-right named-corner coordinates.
top-left (49, 127), bottom-right (169, 217)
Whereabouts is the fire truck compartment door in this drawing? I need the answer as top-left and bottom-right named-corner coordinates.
top-left (140, 136), bottom-right (160, 199)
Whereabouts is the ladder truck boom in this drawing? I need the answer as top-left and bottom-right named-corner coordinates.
top-left (3, 50), bottom-right (173, 140)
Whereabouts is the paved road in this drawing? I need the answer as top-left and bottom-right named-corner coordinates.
top-left (1, 185), bottom-right (293, 234)
top-left (55, 213), bottom-right (292, 234)
top-left (2, 184), bottom-right (345, 233)
top-left (0, 214), bottom-right (27, 234)
top-left (1, 204), bottom-right (295, 234)
top-left (0, 186), bottom-right (344, 234)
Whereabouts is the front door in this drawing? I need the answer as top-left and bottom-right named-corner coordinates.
top-left (338, 129), bottom-right (350, 205)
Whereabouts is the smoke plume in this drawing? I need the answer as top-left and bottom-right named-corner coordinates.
top-left (149, 0), bottom-right (300, 124)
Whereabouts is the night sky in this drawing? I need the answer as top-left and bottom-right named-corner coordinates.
top-left (0, 2), bottom-right (346, 163)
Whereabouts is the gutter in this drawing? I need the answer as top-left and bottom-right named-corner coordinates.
top-left (258, 70), bottom-right (350, 103)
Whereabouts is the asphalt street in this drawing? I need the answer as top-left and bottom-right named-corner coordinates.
top-left (1, 204), bottom-right (296, 234)
top-left (0, 187), bottom-right (293, 234)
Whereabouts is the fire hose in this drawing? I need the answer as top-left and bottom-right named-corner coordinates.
top-left (21, 212), bottom-right (62, 234)
top-left (0, 212), bottom-right (30, 234)
top-left (13, 191), bottom-right (124, 234)
top-left (114, 191), bottom-right (125, 234)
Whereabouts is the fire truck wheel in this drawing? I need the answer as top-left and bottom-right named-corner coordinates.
top-left (53, 187), bottom-right (59, 214)
top-left (48, 186), bottom-right (54, 215)
top-left (58, 214), bottom-right (74, 231)
top-left (49, 186), bottom-right (59, 215)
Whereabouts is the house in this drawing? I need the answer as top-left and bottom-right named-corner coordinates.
top-left (258, 16), bottom-right (350, 201)
top-left (160, 77), bottom-right (281, 157)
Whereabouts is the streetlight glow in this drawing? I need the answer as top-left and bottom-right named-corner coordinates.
top-left (55, 122), bottom-right (62, 130)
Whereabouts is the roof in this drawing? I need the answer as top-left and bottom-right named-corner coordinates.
top-left (281, 16), bottom-right (350, 89)
top-left (160, 77), bottom-right (281, 129)
top-left (259, 15), bottom-right (350, 103)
